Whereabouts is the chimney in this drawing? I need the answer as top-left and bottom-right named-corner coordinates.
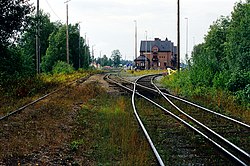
top-left (154, 38), bottom-right (161, 41)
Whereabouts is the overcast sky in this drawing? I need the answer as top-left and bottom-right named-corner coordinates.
top-left (29, 0), bottom-right (239, 61)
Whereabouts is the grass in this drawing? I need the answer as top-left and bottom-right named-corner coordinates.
top-left (0, 71), bottom-right (156, 165)
top-left (159, 71), bottom-right (250, 123)
top-left (73, 91), bottom-right (155, 165)
top-left (121, 69), bottom-right (168, 77)
top-left (0, 70), bottom-right (98, 117)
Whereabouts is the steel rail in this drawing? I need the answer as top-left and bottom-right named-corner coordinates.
top-left (105, 73), bottom-right (165, 165)
top-left (0, 76), bottom-right (88, 121)
top-left (106, 74), bottom-right (248, 166)
top-left (116, 74), bottom-right (250, 129)
top-left (150, 76), bottom-right (250, 163)
top-left (132, 76), bottom-right (165, 166)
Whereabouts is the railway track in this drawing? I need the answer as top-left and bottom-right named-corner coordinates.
top-left (0, 76), bottom-right (89, 121)
top-left (105, 73), bottom-right (250, 165)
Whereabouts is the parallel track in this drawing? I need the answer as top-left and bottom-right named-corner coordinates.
top-left (105, 73), bottom-right (250, 165)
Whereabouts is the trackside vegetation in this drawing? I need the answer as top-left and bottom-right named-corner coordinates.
top-left (74, 92), bottom-right (155, 165)
top-left (161, 1), bottom-right (250, 120)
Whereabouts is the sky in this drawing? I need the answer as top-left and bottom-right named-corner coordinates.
top-left (29, 0), bottom-right (239, 61)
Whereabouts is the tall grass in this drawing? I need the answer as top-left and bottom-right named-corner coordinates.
top-left (75, 94), bottom-right (154, 165)
top-left (0, 70), bottom-right (98, 116)
top-left (160, 71), bottom-right (250, 123)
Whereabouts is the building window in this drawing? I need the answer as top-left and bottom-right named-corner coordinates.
top-left (158, 62), bottom-right (161, 67)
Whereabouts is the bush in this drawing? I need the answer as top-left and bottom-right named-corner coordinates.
top-left (212, 71), bottom-right (230, 89)
top-left (236, 84), bottom-right (250, 107)
top-left (52, 61), bottom-right (74, 74)
top-left (226, 70), bottom-right (250, 92)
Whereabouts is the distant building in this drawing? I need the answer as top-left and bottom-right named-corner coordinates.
top-left (134, 38), bottom-right (177, 70)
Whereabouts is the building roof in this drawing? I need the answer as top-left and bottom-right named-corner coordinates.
top-left (140, 38), bottom-right (176, 52)
top-left (134, 55), bottom-right (149, 61)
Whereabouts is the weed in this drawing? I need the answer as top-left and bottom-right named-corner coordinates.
top-left (70, 139), bottom-right (84, 151)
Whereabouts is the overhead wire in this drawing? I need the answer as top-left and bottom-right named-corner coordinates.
top-left (44, 0), bottom-right (61, 21)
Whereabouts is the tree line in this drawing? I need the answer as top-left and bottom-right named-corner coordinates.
top-left (188, 0), bottom-right (250, 105)
top-left (0, 1), bottom-right (92, 88)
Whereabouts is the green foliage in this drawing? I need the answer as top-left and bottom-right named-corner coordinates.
top-left (0, 0), bottom-right (34, 45)
top-left (111, 49), bottom-right (122, 67)
top-left (187, 1), bottom-right (250, 106)
top-left (236, 84), bottom-right (250, 107)
top-left (161, 70), bottom-right (192, 96)
top-left (0, 0), bottom-right (34, 88)
top-left (70, 139), bottom-right (84, 151)
top-left (41, 24), bottom-right (91, 72)
top-left (226, 70), bottom-right (250, 92)
top-left (52, 61), bottom-right (74, 74)
top-left (212, 71), bottom-right (230, 89)
top-left (226, 1), bottom-right (250, 71)
top-left (19, 10), bottom-right (60, 73)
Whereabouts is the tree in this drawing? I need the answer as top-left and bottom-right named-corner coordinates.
top-left (19, 10), bottom-right (60, 75)
top-left (111, 49), bottom-right (122, 67)
top-left (190, 0), bottom-right (250, 97)
top-left (0, 0), bottom-right (33, 85)
top-left (0, 0), bottom-right (34, 46)
top-left (226, 1), bottom-right (250, 72)
top-left (41, 23), bottom-right (90, 72)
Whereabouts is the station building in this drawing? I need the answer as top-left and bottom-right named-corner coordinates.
top-left (134, 38), bottom-right (177, 70)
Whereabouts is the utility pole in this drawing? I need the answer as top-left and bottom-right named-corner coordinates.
top-left (185, 17), bottom-right (188, 60)
top-left (92, 45), bottom-right (95, 64)
top-left (36, 0), bottom-right (40, 74)
top-left (99, 50), bottom-right (102, 68)
top-left (177, 0), bottom-right (180, 71)
top-left (65, 0), bottom-right (71, 64)
top-left (145, 30), bottom-right (147, 70)
top-left (134, 20), bottom-right (137, 60)
top-left (87, 38), bottom-right (89, 66)
top-left (78, 22), bottom-right (81, 68)
top-left (85, 33), bottom-right (87, 67)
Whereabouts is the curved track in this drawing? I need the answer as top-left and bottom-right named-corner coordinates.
top-left (105, 73), bottom-right (250, 166)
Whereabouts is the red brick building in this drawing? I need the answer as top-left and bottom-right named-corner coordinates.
top-left (134, 38), bottom-right (177, 70)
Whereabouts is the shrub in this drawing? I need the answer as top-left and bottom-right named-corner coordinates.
top-left (236, 84), bottom-right (250, 107)
top-left (52, 61), bottom-right (74, 74)
top-left (212, 71), bottom-right (230, 89)
top-left (226, 70), bottom-right (250, 92)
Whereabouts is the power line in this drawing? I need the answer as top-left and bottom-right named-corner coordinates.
top-left (45, 0), bottom-right (61, 20)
